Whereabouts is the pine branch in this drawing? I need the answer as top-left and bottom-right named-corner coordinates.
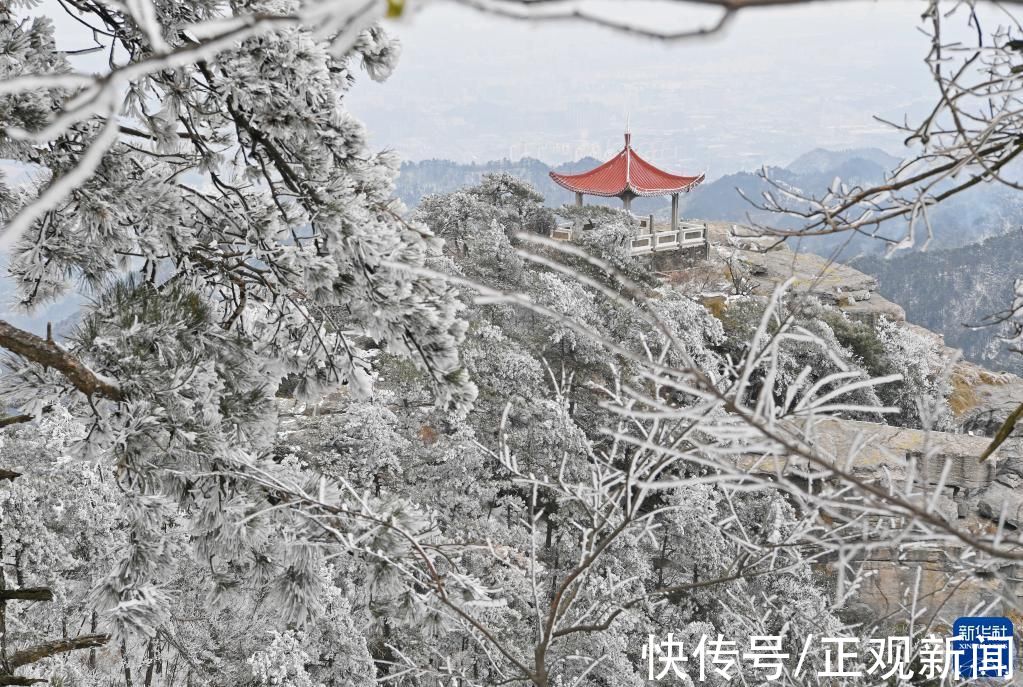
top-left (7, 634), bottom-right (110, 669)
top-left (0, 589), bottom-right (53, 602)
top-left (0, 676), bottom-right (47, 686)
top-left (0, 320), bottom-right (122, 401)
top-left (0, 415), bottom-right (33, 429)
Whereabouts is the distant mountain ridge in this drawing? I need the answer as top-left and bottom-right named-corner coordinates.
top-left (396, 148), bottom-right (1023, 257)
top-left (786, 147), bottom-right (901, 175)
top-left (683, 149), bottom-right (1023, 256)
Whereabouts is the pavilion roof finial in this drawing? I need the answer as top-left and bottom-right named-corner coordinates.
top-left (625, 113), bottom-right (631, 148)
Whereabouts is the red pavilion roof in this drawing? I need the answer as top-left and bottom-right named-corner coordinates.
top-left (549, 135), bottom-right (704, 198)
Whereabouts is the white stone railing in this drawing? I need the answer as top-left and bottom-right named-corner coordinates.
top-left (630, 221), bottom-right (705, 255)
top-left (680, 223), bottom-right (706, 244)
top-left (631, 213), bottom-right (656, 232)
top-left (553, 220), bottom-right (706, 256)
top-left (630, 234), bottom-right (653, 253)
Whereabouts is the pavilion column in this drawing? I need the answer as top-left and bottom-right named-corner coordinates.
top-left (575, 192), bottom-right (583, 207)
top-left (671, 193), bottom-right (679, 232)
top-left (622, 195), bottom-right (632, 213)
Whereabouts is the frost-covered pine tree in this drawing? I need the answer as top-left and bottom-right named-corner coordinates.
top-left (0, 0), bottom-right (473, 643)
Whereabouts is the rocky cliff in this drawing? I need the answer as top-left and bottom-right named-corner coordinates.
top-left (669, 222), bottom-right (1023, 621)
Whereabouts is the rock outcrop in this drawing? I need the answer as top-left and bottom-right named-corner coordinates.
top-left (703, 221), bottom-right (907, 322)
top-left (687, 222), bottom-right (1023, 622)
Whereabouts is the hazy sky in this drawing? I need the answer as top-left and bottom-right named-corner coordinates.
top-left (347, 1), bottom-right (950, 178)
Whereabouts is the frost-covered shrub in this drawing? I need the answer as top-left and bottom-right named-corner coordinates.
top-left (416, 190), bottom-right (527, 296)
top-left (529, 271), bottom-right (608, 363)
top-left (318, 399), bottom-right (410, 491)
top-left (818, 308), bottom-right (889, 375)
top-left (249, 631), bottom-right (322, 687)
top-left (716, 297), bottom-right (885, 419)
top-left (470, 173), bottom-right (556, 236)
top-left (649, 286), bottom-right (726, 379)
top-left (874, 316), bottom-right (954, 430)
top-left (715, 296), bottom-right (953, 429)
top-left (576, 215), bottom-right (652, 283)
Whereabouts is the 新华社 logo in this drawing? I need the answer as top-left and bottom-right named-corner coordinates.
top-left (952, 616), bottom-right (1015, 679)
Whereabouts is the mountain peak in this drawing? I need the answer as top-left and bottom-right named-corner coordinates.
top-left (786, 147), bottom-right (901, 175)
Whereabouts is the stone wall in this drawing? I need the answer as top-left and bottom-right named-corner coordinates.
top-left (635, 242), bottom-right (710, 272)
top-left (739, 417), bottom-right (1023, 623)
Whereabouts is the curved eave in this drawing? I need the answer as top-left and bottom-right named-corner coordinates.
top-left (549, 171), bottom-right (706, 198)
top-left (548, 171), bottom-right (628, 197)
top-left (629, 172), bottom-right (706, 197)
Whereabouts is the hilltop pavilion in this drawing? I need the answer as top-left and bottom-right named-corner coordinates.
top-left (549, 132), bottom-right (705, 232)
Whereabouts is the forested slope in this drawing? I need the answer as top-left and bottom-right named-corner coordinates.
top-left (854, 230), bottom-right (1023, 374)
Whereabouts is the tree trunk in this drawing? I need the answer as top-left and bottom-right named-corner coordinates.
top-left (89, 612), bottom-right (97, 670)
top-left (121, 641), bottom-right (133, 687)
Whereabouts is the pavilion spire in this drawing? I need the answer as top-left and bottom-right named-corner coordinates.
top-left (625, 117), bottom-right (632, 187)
